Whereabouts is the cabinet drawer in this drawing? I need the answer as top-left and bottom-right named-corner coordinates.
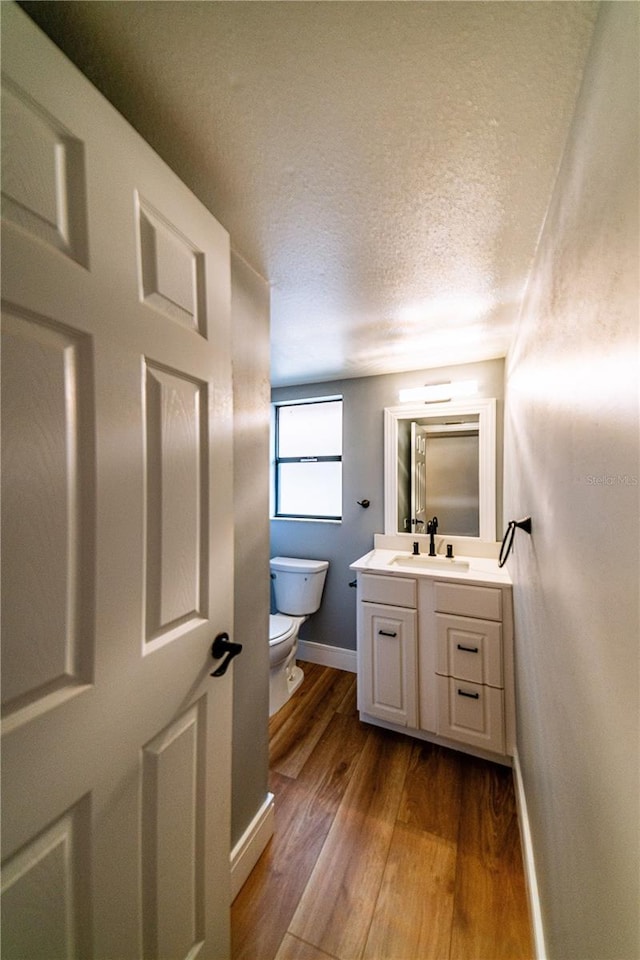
top-left (434, 582), bottom-right (502, 621)
top-left (359, 573), bottom-right (417, 608)
top-left (437, 676), bottom-right (505, 755)
top-left (436, 614), bottom-right (503, 687)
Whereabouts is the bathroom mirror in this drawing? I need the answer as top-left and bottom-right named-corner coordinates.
top-left (384, 398), bottom-right (496, 541)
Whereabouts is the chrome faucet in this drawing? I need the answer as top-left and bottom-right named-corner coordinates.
top-left (427, 516), bottom-right (438, 556)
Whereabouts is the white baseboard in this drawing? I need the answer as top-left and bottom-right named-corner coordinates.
top-left (230, 792), bottom-right (275, 902)
top-left (297, 639), bottom-right (357, 673)
top-left (513, 749), bottom-right (547, 960)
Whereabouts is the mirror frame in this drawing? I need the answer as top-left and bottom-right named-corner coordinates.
top-left (384, 397), bottom-right (497, 541)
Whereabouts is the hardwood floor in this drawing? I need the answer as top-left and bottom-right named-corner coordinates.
top-left (231, 662), bottom-right (533, 960)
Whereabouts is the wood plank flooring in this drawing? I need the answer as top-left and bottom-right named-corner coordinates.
top-left (231, 662), bottom-right (533, 960)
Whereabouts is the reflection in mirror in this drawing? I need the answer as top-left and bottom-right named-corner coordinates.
top-left (384, 399), bottom-right (496, 541)
top-left (402, 415), bottom-right (480, 535)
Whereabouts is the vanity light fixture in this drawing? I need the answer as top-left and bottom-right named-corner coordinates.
top-left (398, 379), bottom-right (478, 404)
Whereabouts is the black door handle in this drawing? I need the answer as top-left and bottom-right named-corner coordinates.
top-left (210, 632), bottom-right (242, 677)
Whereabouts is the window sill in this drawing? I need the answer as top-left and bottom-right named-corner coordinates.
top-left (270, 516), bottom-right (342, 525)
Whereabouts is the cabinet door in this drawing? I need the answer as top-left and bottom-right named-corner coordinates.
top-left (358, 603), bottom-right (417, 727)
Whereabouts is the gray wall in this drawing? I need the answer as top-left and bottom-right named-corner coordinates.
top-left (271, 357), bottom-right (504, 651)
top-left (503, 4), bottom-right (639, 958)
top-left (231, 253), bottom-right (271, 847)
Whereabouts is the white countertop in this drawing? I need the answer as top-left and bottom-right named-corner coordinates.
top-left (350, 548), bottom-right (512, 586)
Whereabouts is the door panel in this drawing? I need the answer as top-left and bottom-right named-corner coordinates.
top-left (1, 308), bottom-right (94, 721)
top-left (0, 76), bottom-right (89, 266)
top-left (1, 797), bottom-right (92, 960)
top-left (144, 361), bottom-right (208, 648)
top-left (137, 196), bottom-right (207, 335)
top-left (142, 699), bottom-right (207, 960)
top-left (1, 7), bottom-right (233, 959)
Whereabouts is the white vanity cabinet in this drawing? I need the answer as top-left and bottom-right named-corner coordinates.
top-left (357, 573), bottom-right (418, 727)
top-left (353, 557), bottom-right (515, 763)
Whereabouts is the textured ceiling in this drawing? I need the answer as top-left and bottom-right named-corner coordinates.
top-left (20, 1), bottom-right (598, 386)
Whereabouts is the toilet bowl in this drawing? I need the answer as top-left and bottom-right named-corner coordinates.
top-left (268, 613), bottom-right (306, 715)
top-left (269, 556), bottom-right (329, 716)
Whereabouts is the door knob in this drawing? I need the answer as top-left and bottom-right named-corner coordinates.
top-left (210, 632), bottom-right (242, 677)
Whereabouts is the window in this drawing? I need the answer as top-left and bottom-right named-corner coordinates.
top-left (273, 397), bottom-right (343, 520)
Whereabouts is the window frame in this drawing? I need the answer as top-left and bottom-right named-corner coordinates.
top-left (272, 396), bottom-right (343, 522)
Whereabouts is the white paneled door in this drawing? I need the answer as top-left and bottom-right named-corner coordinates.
top-left (1, 6), bottom-right (235, 959)
top-left (410, 421), bottom-right (427, 533)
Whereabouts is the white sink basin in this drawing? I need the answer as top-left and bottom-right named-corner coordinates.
top-left (390, 554), bottom-right (470, 571)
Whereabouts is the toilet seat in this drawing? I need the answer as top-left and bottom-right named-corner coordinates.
top-left (269, 613), bottom-right (296, 645)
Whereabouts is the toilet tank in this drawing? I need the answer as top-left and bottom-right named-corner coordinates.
top-left (270, 556), bottom-right (329, 615)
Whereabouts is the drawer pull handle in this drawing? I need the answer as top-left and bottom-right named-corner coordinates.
top-left (457, 644), bottom-right (479, 653)
top-left (458, 688), bottom-right (480, 699)
top-left (378, 629), bottom-right (397, 637)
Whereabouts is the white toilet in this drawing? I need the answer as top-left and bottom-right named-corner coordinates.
top-left (269, 556), bottom-right (329, 716)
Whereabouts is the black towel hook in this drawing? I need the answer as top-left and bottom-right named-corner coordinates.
top-left (499, 517), bottom-right (532, 567)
